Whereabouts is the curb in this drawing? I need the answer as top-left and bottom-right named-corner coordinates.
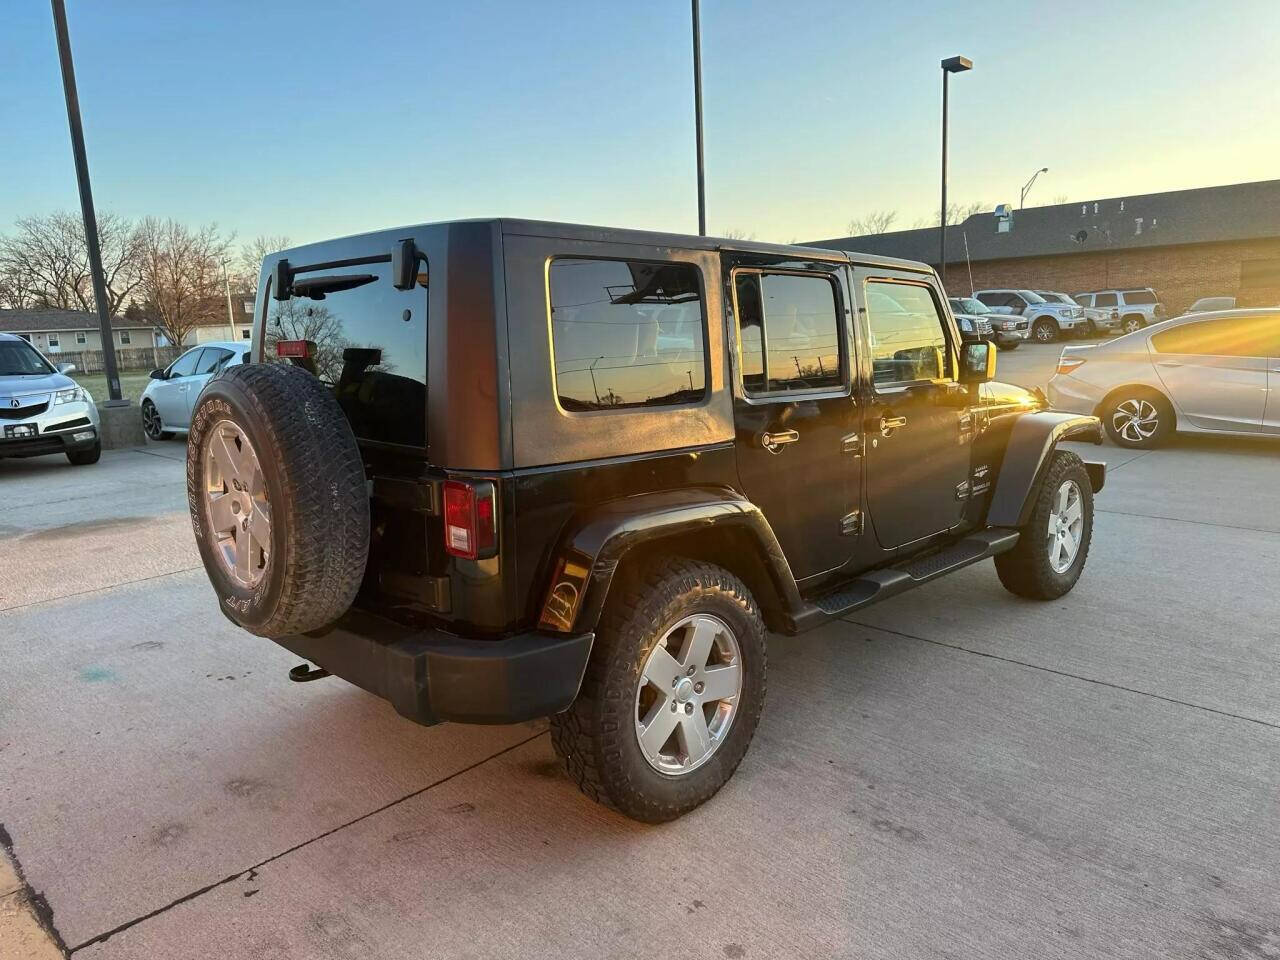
top-left (0, 826), bottom-right (66, 960)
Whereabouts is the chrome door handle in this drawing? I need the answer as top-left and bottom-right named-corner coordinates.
top-left (879, 415), bottom-right (908, 437)
top-left (760, 429), bottom-right (799, 454)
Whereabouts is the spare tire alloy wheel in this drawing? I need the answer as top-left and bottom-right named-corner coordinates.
top-left (187, 363), bottom-right (369, 638)
top-left (203, 420), bottom-right (271, 587)
top-left (1112, 398), bottom-right (1160, 444)
top-left (635, 614), bottom-right (742, 775)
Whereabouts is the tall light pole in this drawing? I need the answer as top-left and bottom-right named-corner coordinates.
top-left (1020, 167), bottom-right (1049, 208)
top-left (691, 0), bottom-right (706, 235)
top-left (51, 0), bottom-right (124, 404)
top-left (221, 258), bottom-right (236, 333)
top-left (939, 55), bottom-right (972, 287)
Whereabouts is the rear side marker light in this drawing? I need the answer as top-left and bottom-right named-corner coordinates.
top-left (1057, 357), bottom-right (1087, 375)
top-left (443, 479), bottom-right (497, 560)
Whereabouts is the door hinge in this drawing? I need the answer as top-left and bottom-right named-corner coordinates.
top-left (840, 510), bottom-right (864, 536)
top-left (841, 432), bottom-right (863, 456)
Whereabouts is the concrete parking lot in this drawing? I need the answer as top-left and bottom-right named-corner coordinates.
top-left (2, 342), bottom-right (1278, 959)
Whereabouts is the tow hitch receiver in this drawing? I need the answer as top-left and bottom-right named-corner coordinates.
top-left (288, 663), bottom-right (330, 683)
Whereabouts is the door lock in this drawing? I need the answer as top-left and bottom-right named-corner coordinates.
top-left (879, 415), bottom-right (907, 437)
top-left (760, 429), bottom-right (799, 454)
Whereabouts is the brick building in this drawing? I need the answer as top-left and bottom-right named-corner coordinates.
top-left (809, 179), bottom-right (1280, 316)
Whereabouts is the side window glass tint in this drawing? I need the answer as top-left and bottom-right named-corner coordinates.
top-left (169, 349), bottom-right (203, 378)
top-left (265, 260), bottom-right (428, 447)
top-left (865, 281), bottom-right (950, 387)
top-left (1095, 293), bottom-right (1118, 307)
top-left (733, 272), bottom-right (842, 396)
top-left (549, 258), bottom-right (706, 411)
top-left (196, 348), bottom-right (232, 375)
top-left (1152, 316), bottom-right (1276, 357)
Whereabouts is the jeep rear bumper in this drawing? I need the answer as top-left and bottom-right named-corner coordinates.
top-left (273, 610), bottom-right (594, 726)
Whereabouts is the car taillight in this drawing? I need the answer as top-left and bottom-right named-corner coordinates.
top-left (442, 479), bottom-right (497, 560)
top-left (1056, 356), bottom-right (1087, 375)
top-left (275, 339), bottom-right (312, 358)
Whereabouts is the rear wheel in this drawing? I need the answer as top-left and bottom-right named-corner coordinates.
top-left (1121, 315), bottom-right (1144, 334)
top-left (1102, 388), bottom-right (1174, 449)
top-left (1032, 317), bottom-right (1059, 343)
top-left (995, 451), bottom-right (1093, 600)
top-left (997, 339), bottom-right (1019, 352)
top-left (550, 558), bottom-right (766, 823)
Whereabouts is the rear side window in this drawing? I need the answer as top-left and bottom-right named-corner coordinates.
top-left (1151, 315), bottom-right (1280, 357)
top-left (1075, 294), bottom-right (1093, 307)
top-left (265, 261), bottom-right (427, 447)
top-left (1094, 292), bottom-right (1118, 307)
top-left (1123, 290), bottom-right (1157, 305)
top-left (733, 272), bottom-right (842, 395)
top-left (865, 281), bottom-right (951, 386)
top-left (195, 347), bottom-right (233, 375)
top-left (549, 258), bottom-right (705, 411)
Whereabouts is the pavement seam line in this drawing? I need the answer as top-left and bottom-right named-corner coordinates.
top-left (843, 618), bottom-right (1280, 732)
top-left (0, 823), bottom-right (71, 959)
top-left (67, 729), bottom-right (549, 953)
top-left (0, 566), bottom-right (203, 614)
top-left (1095, 506), bottom-right (1279, 536)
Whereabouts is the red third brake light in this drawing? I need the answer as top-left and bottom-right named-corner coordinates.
top-left (275, 339), bottom-right (312, 359)
top-left (443, 479), bottom-right (497, 560)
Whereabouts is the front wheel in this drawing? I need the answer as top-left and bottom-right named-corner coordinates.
top-left (1032, 317), bottom-right (1059, 343)
top-left (550, 558), bottom-right (766, 823)
top-left (66, 441), bottom-right (101, 466)
top-left (995, 451), bottom-right (1093, 600)
top-left (141, 400), bottom-right (173, 441)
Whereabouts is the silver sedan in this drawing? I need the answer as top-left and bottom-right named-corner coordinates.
top-left (1047, 308), bottom-right (1280, 448)
top-left (140, 341), bottom-right (251, 440)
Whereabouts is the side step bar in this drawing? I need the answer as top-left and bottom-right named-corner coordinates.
top-left (801, 528), bottom-right (1020, 624)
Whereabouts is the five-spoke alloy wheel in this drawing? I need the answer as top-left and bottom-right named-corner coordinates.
top-left (634, 614), bottom-right (742, 775)
top-left (1046, 479), bottom-right (1085, 574)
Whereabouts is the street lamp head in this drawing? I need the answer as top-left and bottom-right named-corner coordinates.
top-left (941, 55), bottom-right (973, 73)
top-left (1040, 167), bottom-right (1049, 173)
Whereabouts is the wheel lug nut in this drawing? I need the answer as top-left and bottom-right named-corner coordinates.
top-left (687, 666), bottom-right (696, 677)
top-left (684, 703), bottom-right (694, 715)
top-left (670, 701), bottom-right (678, 712)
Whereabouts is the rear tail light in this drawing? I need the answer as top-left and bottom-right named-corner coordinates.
top-left (442, 479), bottom-right (497, 560)
top-left (1056, 356), bottom-right (1087, 375)
top-left (275, 339), bottom-right (312, 358)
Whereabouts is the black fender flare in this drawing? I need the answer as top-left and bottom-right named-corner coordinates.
top-left (536, 487), bottom-right (802, 635)
top-left (986, 412), bottom-right (1105, 528)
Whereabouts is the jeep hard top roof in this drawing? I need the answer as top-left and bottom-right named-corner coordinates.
top-left (272, 218), bottom-right (933, 275)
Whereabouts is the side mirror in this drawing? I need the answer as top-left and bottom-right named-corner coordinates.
top-left (959, 341), bottom-right (996, 385)
top-left (56, 362), bottom-right (76, 374)
top-left (149, 368), bottom-right (166, 380)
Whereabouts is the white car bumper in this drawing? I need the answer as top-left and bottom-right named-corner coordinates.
top-left (0, 395), bottom-right (100, 458)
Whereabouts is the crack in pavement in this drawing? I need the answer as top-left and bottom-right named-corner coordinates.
top-left (0, 566), bottom-right (203, 613)
top-left (1095, 506), bottom-right (1279, 536)
top-left (67, 730), bottom-right (549, 953)
top-left (846, 620), bottom-right (1280, 732)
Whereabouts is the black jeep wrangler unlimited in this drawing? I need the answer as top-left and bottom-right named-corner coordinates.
top-left (187, 219), bottom-right (1104, 823)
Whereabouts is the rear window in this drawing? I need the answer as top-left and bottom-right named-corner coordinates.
top-left (548, 258), bottom-right (706, 411)
top-left (1123, 290), bottom-right (1157, 305)
top-left (264, 261), bottom-right (428, 447)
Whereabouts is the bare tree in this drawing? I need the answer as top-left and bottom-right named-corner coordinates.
top-left (846, 210), bottom-right (898, 236)
top-left (1049, 193), bottom-right (1069, 205)
top-left (0, 211), bottom-right (142, 314)
top-left (136, 219), bottom-right (232, 347)
top-left (236, 234), bottom-right (291, 290)
top-left (720, 228), bottom-right (755, 241)
top-left (914, 201), bottom-right (988, 228)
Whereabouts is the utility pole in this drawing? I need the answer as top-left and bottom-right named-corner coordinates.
top-left (939, 55), bottom-right (973, 287)
top-left (222, 258), bottom-right (236, 334)
top-left (51, 0), bottom-right (124, 404)
top-left (691, 0), bottom-right (706, 235)
top-left (588, 355), bottom-right (604, 405)
top-left (1020, 167), bottom-right (1049, 208)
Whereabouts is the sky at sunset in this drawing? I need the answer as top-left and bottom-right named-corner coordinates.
top-left (3, 0), bottom-right (1279, 248)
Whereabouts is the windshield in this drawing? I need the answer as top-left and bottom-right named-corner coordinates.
top-left (1017, 290), bottom-right (1047, 303)
top-left (0, 339), bottom-right (55, 376)
top-left (952, 297), bottom-right (990, 315)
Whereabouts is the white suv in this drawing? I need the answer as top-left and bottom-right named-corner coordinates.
top-left (1074, 288), bottom-right (1164, 335)
top-left (973, 289), bottom-right (1088, 343)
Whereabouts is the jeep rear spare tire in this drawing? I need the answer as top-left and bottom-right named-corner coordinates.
top-left (187, 362), bottom-right (369, 637)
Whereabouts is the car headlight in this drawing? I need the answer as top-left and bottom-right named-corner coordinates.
top-left (53, 386), bottom-right (87, 405)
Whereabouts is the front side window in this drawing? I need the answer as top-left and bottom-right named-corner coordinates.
top-left (1151, 315), bottom-right (1279, 357)
top-left (1123, 290), bottom-right (1157, 305)
top-left (0, 338), bottom-right (54, 375)
top-left (549, 258), bottom-right (705, 411)
top-left (168, 349), bottom-right (203, 378)
top-left (1075, 294), bottom-right (1093, 307)
top-left (266, 260), bottom-right (428, 447)
top-left (733, 272), bottom-right (842, 395)
top-left (865, 280), bottom-right (950, 387)
top-left (1095, 292), bottom-right (1118, 308)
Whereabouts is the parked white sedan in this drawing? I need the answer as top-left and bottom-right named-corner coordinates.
top-left (1048, 308), bottom-right (1280, 448)
top-left (140, 342), bottom-right (251, 440)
